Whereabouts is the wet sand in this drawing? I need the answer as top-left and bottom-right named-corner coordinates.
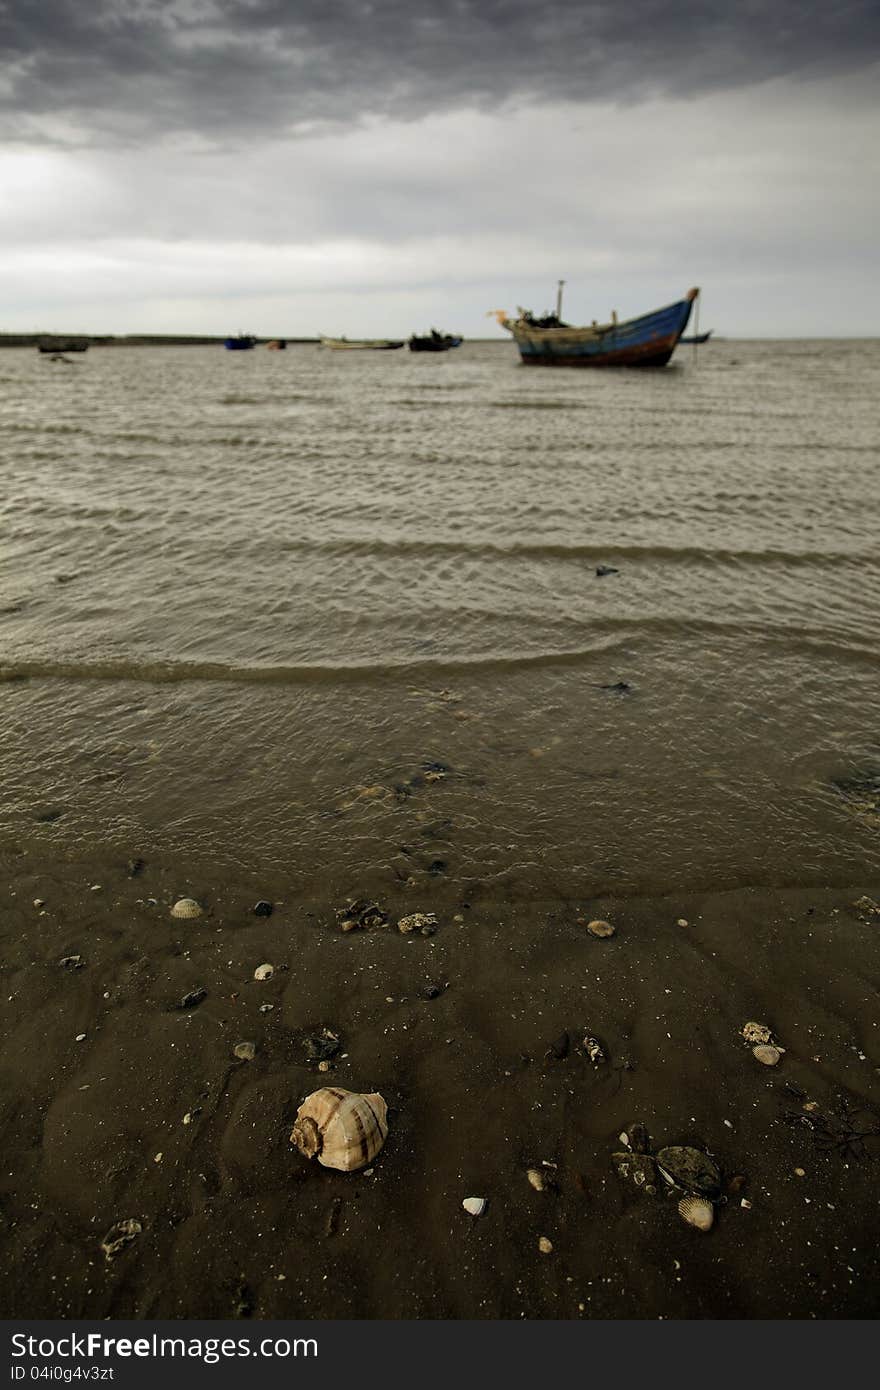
top-left (2, 848), bottom-right (879, 1319)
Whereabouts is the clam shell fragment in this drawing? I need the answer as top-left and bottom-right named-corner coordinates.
top-left (753, 1043), bottom-right (783, 1066)
top-left (291, 1087), bottom-right (388, 1171)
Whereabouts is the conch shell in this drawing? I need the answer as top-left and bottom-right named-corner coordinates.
top-left (290, 1087), bottom-right (388, 1172)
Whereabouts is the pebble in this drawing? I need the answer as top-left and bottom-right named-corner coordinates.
top-left (89, 884), bottom-right (102, 893)
top-left (179, 988), bottom-right (207, 1009)
top-left (182, 1109), bottom-right (201, 1125)
top-left (254, 963), bottom-right (274, 981)
top-left (75, 1033), bottom-right (86, 1042)
top-left (586, 919), bottom-right (615, 939)
top-left (233, 1041), bottom-right (256, 1061)
top-left (677, 918), bottom-right (689, 927)
top-left (154, 1153), bottom-right (163, 1164)
top-left (462, 1197), bottom-right (487, 1217)
top-left (794, 1167), bottom-right (806, 1177)
top-left (538, 1236), bottom-right (553, 1254)
top-left (253, 900), bottom-right (273, 917)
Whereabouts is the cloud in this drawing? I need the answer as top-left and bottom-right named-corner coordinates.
top-left (3, 0), bottom-right (880, 146)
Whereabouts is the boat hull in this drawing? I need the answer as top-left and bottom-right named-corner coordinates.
top-left (509, 292), bottom-right (697, 368)
top-left (224, 337), bottom-right (256, 350)
top-left (409, 336), bottom-right (463, 352)
top-left (320, 337), bottom-right (404, 350)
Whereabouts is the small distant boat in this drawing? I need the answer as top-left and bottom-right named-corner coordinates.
top-left (679, 330), bottom-right (712, 345)
top-left (38, 339), bottom-right (88, 354)
top-left (224, 334), bottom-right (256, 350)
top-left (408, 330), bottom-right (463, 353)
top-left (265, 339), bottom-right (287, 350)
top-left (493, 284), bottom-right (699, 367)
top-left (319, 336), bottom-right (404, 351)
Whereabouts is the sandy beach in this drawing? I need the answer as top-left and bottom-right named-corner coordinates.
top-left (2, 844), bottom-right (879, 1319)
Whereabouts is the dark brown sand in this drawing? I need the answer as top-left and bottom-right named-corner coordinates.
top-left (2, 850), bottom-right (880, 1319)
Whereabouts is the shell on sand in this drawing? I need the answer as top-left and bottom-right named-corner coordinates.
top-left (254, 963), bottom-right (274, 981)
top-left (753, 1043), bottom-right (783, 1066)
top-left (463, 1196), bottom-right (487, 1216)
top-left (742, 1021), bottom-right (772, 1045)
top-left (526, 1168), bottom-right (545, 1192)
top-left (291, 1087), bottom-right (388, 1172)
top-left (171, 897), bottom-right (203, 919)
top-left (678, 1195), bottom-right (714, 1232)
top-left (586, 919), bottom-right (615, 938)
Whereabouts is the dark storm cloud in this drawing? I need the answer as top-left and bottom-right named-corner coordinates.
top-left (2, 0), bottom-right (879, 144)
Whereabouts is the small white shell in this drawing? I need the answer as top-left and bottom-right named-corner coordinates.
top-left (538, 1236), bottom-right (553, 1254)
top-left (291, 1088), bottom-right (388, 1171)
top-left (742, 1021), bottom-right (771, 1045)
top-left (233, 1040), bottom-right (256, 1061)
top-left (753, 1043), bottom-right (783, 1066)
top-left (526, 1168), bottom-right (545, 1192)
top-left (678, 1196), bottom-right (714, 1231)
top-left (462, 1196), bottom-right (487, 1217)
top-left (171, 897), bottom-right (203, 919)
top-left (254, 963), bottom-right (274, 981)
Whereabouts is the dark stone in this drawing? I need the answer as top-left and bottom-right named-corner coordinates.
top-left (303, 1028), bottom-right (341, 1062)
top-left (428, 859), bottom-right (448, 876)
top-left (253, 900), bottom-right (273, 917)
top-left (178, 988), bottom-right (207, 1010)
top-left (127, 858), bottom-right (145, 878)
top-left (595, 565), bottom-right (619, 577)
top-left (419, 983), bottom-right (444, 1000)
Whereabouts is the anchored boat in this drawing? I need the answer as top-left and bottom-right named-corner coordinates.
top-left (408, 330), bottom-right (463, 353)
top-left (493, 285), bottom-right (699, 367)
top-left (224, 334), bottom-right (256, 350)
top-left (319, 336), bottom-right (404, 351)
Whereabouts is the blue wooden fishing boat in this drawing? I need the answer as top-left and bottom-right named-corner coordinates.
top-left (224, 334), bottom-right (256, 350)
top-left (494, 286), bottom-right (699, 367)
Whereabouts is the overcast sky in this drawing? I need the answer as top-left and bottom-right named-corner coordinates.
top-left (1, 1), bottom-right (878, 336)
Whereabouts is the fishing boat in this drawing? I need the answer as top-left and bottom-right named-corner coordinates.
top-left (38, 339), bottom-right (88, 354)
top-left (679, 330), bottom-right (712, 345)
top-left (408, 330), bottom-right (463, 353)
top-left (224, 334), bottom-right (256, 350)
top-left (265, 339), bottom-right (287, 350)
top-left (493, 284), bottom-right (699, 367)
top-left (319, 336), bottom-right (404, 351)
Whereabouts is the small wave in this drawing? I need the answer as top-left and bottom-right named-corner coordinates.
top-left (3, 621), bottom-right (879, 688)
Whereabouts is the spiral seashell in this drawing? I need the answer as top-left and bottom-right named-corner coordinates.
top-left (171, 897), bottom-right (203, 919)
top-left (291, 1087), bottom-right (388, 1171)
top-left (678, 1195), bottom-right (714, 1232)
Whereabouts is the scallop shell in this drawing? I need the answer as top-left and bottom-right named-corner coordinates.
top-left (753, 1043), bottom-right (783, 1066)
top-left (171, 897), bottom-right (203, 919)
top-left (678, 1195), bottom-right (714, 1232)
top-left (291, 1087), bottom-right (388, 1171)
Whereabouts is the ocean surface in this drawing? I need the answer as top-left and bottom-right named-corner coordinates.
top-left (1, 339), bottom-right (878, 899)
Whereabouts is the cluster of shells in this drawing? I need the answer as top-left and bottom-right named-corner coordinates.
top-left (290, 1087), bottom-right (388, 1172)
top-left (612, 1124), bottom-right (722, 1232)
top-left (741, 1020), bottom-right (785, 1066)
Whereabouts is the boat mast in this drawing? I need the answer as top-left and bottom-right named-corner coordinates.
top-left (556, 280), bottom-right (565, 320)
